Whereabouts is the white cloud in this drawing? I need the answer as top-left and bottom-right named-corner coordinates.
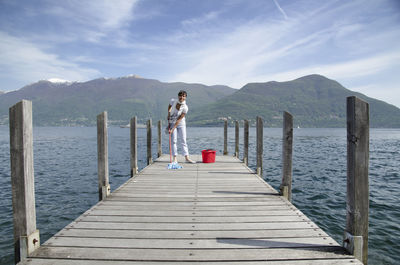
top-left (0, 32), bottom-right (100, 87)
top-left (350, 84), bottom-right (400, 108)
top-left (181, 11), bottom-right (220, 27)
top-left (263, 52), bottom-right (400, 82)
top-left (167, 0), bottom-right (400, 95)
top-left (43, 0), bottom-right (139, 42)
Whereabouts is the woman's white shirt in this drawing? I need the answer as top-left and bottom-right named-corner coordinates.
top-left (169, 98), bottom-right (188, 126)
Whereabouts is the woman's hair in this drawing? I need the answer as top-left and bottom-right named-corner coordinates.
top-left (178, 90), bottom-right (187, 97)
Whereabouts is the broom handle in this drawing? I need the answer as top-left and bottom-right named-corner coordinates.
top-left (169, 127), bottom-right (172, 163)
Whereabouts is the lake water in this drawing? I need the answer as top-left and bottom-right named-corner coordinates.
top-left (0, 126), bottom-right (399, 264)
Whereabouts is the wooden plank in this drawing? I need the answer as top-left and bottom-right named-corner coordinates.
top-left (96, 200), bottom-right (290, 206)
top-left (66, 221), bottom-right (319, 230)
top-left (44, 236), bottom-right (339, 249)
top-left (84, 209), bottom-right (302, 216)
top-left (96, 202), bottom-right (294, 209)
top-left (77, 215), bottom-right (309, 223)
top-left (55, 228), bottom-right (329, 239)
top-left (20, 258), bottom-right (363, 265)
top-left (30, 246), bottom-right (354, 261)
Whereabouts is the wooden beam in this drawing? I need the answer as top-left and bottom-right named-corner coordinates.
top-left (97, 111), bottom-right (110, 201)
top-left (158, 120), bottom-right (162, 158)
top-left (256, 116), bottom-right (263, 176)
top-left (223, 120), bottom-right (228, 155)
top-left (130, 116), bottom-right (138, 177)
top-left (235, 121), bottom-right (239, 158)
top-left (147, 119), bottom-right (153, 165)
top-left (345, 96), bottom-right (369, 264)
top-left (280, 111), bottom-right (293, 201)
top-left (243, 120), bottom-right (249, 166)
top-left (9, 100), bottom-right (40, 263)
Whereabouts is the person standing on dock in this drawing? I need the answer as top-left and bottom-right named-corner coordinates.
top-left (167, 90), bottom-right (196, 163)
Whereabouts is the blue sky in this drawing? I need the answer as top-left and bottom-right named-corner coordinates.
top-left (1, 0), bottom-right (399, 107)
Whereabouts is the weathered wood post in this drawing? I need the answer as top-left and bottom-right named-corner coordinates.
top-left (130, 116), bottom-right (138, 177)
top-left (344, 96), bottom-right (369, 264)
top-left (243, 119), bottom-right (249, 166)
top-left (256, 116), bottom-right (263, 176)
top-left (280, 111), bottom-right (293, 201)
top-left (223, 120), bottom-right (228, 155)
top-left (147, 119), bottom-right (153, 165)
top-left (97, 111), bottom-right (110, 201)
top-left (9, 100), bottom-right (40, 263)
top-left (158, 120), bottom-right (162, 158)
top-left (235, 121), bottom-right (239, 158)
top-left (235, 120), bottom-right (239, 158)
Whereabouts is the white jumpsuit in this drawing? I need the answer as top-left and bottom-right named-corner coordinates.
top-left (169, 98), bottom-right (189, 156)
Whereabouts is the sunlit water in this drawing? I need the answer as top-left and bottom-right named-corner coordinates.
top-left (0, 126), bottom-right (398, 264)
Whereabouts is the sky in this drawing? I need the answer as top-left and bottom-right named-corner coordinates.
top-left (0, 0), bottom-right (399, 107)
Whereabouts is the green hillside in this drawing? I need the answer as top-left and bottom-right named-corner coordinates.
top-left (189, 75), bottom-right (400, 128)
top-left (1, 74), bottom-right (399, 127)
top-left (0, 76), bottom-right (235, 126)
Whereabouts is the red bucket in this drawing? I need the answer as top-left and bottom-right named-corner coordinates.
top-left (202, 149), bottom-right (216, 163)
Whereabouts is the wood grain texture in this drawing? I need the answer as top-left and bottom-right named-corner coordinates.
top-left (24, 155), bottom-right (362, 264)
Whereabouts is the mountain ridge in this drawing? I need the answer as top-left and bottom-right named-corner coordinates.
top-left (0, 76), bottom-right (235, 126)
top-left (189, 74), bottom-right (400, 127)
top-left (0, 74), bottom-right (399, 127)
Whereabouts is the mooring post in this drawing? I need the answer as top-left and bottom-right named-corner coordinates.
top-left (235, 120), bottom-right (239, 158)
top-left (256, 116), bottom-right (263, 176)
top-left (223, 120), bottom-right (228, 155)
top-left (344, 96), bottom-right (369, 264)
top-left (130, 116), bottom-right (138, 177)
top-left (9, 100), bottom-right (40, 264)
top-left (97, 111), bottom-right (110, 201)
top-left (158, 120), bottom-right (162, 158)
top-left (280, 111), bottom-right (293, 201)
top-left (147, 119), bottom-right (153, 165)
top-left (243, 119), bottom-right (249, 166)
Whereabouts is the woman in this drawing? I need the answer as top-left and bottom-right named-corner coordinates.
top-left (167, 90), bottom-right (196, 163)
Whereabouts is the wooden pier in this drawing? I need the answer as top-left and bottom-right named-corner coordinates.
top-left (20, 154), bottom-right (362, 264)
top-left (10, 96), bottom-right (369, 264)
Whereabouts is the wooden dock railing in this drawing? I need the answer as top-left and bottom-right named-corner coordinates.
top-left (9, 96), bottom-right (369, 264)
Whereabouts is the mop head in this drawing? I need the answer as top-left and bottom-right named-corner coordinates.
top-left (167, 162), bottom-right (183, 170)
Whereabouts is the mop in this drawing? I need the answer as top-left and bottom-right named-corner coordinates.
top-left (167, 129), bottom-right (182, 170)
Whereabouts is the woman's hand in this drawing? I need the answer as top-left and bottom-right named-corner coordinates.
top-left (169, 126), bottom-right (175, 134)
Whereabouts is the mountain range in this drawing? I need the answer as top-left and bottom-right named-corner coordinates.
top-left (0, 74), bottom-right (399, 127)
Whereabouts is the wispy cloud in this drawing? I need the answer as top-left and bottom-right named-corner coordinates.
top-left (167, 0), bottom-right (400, 91)
top-left (260, 51), bottom-right (400, 82)
top-left (273, 0), bottom-right (288, 20)
top-left (0, 32), bottom-right (100, 87)
top-left (42, 0), bottom-right (139, 43)
top-left (181, 11), bottom-right (221, 27)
